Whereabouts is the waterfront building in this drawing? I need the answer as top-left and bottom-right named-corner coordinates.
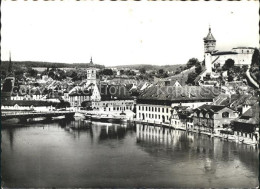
top-left (193, 104), bottom-right (239, 134)
top-left (92, 84), bottom-right (135, 113)
top-left (136, 86), bottom-right (219, 124)
top-left (68, 83), bottom-right (101, 107)
top-left (231, 104), bottom-right (259, 142)
top-left (170, 106), bottom-right (193, 130)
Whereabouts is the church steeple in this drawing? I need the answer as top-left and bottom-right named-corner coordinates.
top-left (8, 51), bottom-right (13, 74)
top-left (90, 57), bottom-right (93, 65)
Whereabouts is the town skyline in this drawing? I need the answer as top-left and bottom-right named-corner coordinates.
top-left (1, 1), bottom-right (259, 66)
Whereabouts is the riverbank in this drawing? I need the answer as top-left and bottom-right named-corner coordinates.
top-left (132, 119), bottom-right (259, 147)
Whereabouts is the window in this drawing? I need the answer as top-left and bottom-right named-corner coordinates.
top-left (139, 106), bottom-right (141, 110)
top-left (146, 107), bottom-right (148, 111)
top-left (142, 106), bottom-right (144, 111)
top-left (166, 108), bottom-right (168, 113)
top-left (158, 108), bottom-right (160, 112)
top-left (222, 112), bottom-right (229, 118)
top-left (155, 107), bottom-right (157, 112)
top-left (162, 108), bottom-right (164, 113)
top-left (155, 114), bottom-right (157, 119)
top-left (152, 107), bottom-right (154, 112)
top-left (158, 115), bottom-right (160, 119)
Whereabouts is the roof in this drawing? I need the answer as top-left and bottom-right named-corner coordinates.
top-left (196, 104), bottom-right (227, 113)
top-left (137, 86), bottom-right (220, 103)
top-left (69, 88), bottom-right (93, 96)
top-left (99, 84), bottom-right (134, 100)
top-left (203, 27), bottom-right (216, 42)
top-left (233, 104), bottom-right (259, 125)
top-left (212, 51), bottom-right (238, 56)
top-left (232, 47), bottom-right (255, 50)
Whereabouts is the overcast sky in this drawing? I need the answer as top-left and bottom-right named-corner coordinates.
top-left (1, 1), bottom-right (259, 66)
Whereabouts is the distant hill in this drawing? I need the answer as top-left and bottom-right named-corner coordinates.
top-left (110, 64), bottom-right (184, 72)
top-left (0, 61), bottom-right (105, 72)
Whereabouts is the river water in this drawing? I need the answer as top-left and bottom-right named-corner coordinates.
top-left (1, 118), bottom-right (259, 188)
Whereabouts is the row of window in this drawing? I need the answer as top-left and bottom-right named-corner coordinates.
top-left (138, 113), bottom-right (169, 121)
top-left (104, 106), bottom-right (133, 111)
top-left (138, 105), bottom-right (170, 113)
top-left (194, 112), bottom-right (230, 118)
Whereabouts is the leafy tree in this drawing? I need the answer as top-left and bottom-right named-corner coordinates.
top-left (227, 70), bottom-right (234, 82)
top-left (186, 72), bottom-right (198, 85)
top-left (186, 58), bottom-right (200, 69)
top-left (195, 64), bottom-right (202, 74)
top-left (242, 65), bottom-right (248, 72)
top-left (158, 69), bottom-right (164, 75)
top-left (2, 79), bottom-right (13, 92)
top-left (56, 100), bottom-right (71, 109)
top-left (140, 68), bottom-right (146, 74)
top-left (223, 59), bottom-right (235, 71)
top-left (1, 71), bottom-right (6, 80)
top-left (251, 48), bottom-right (260, 67)
top-left (27, 68), bottom-right (38, 77)
top-left (102, 69), bottom-right (113, 76)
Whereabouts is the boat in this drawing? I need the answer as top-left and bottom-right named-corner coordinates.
top-left (85, 113), bottom-right (93, 120)
top-left (108, 114), bottom-right (127, 124)
top-left (242, 139), bottom-right (257, 145)
top-left (227, 135), bottom-right (236, 141)
top-left (87, 113), bottom-right (127, 123)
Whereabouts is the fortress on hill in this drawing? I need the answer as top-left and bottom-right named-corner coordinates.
top-left (203, 26), bottom-right (255, 74)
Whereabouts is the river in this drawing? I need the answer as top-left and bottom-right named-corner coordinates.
top-left (1, 118), bottom-right (259, 188)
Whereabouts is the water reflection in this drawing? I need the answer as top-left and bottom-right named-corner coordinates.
top-left (136, 124), bottom-right (258, 177)
top-left (1, 120), bottom-right (259, 188)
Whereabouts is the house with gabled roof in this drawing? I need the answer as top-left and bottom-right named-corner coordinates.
top-left (231, 104), bottom-right (259, 143)
top-left (193, 104), bottom-right (239, 134)
top-left (170, 106), bottom-right (193, 130)
top-left (91, 84), bottom-right (135, 114)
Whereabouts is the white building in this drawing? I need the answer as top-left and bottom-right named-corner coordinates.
top-left (136, 86), bottom-right (219, 124)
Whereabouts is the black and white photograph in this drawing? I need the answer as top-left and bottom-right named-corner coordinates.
top-left (1, 0), bottom-right (259, 188)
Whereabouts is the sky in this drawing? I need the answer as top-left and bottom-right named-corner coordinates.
top-left (1, 1), bottom-right (259, 66)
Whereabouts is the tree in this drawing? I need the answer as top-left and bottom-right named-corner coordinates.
top-left (140, 68), bottom-right (146, 74)
top-left (186, 72), bottom-right (198, 85)
top-left (2, 79), bottom-right (13, 92)
top-left (102, 69), bottom-right (113, 76)
top-left (27, 68), bottom-right (38, 77)
top-left (223, 59), bottom-right (235, 71)
top-left (186, 58), bottom-right (200, 69)
top-left (195, 64), bottom-right (202, 74)
top-left (56, 100), bottom-right (71, 109)
top-left (251, 48), bottom-right (260, 67)
top-left (158, 69), bottom-right (164, 75)
top-left (242, 65), bottom-right (248, 72)
top-left (227, 70), bottom-right (234, 82)
top-left (1, 71), bottom-right (6, 80)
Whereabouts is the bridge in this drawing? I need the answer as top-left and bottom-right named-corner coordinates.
top-left (1, 111), bottom-right (75, 122)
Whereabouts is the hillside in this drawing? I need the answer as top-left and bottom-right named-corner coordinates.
top-left (0, 61), bottom-right (105, 71)
top-left (110, 64), bottom-right (184, 72)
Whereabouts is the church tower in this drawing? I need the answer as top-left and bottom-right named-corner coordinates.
top-left (203, 26), bottom-right (216, 73)
top-left (90, 57), bottom-right (93, 65)
top-left (203, 26), bottom-right (216, 53)
top-left (8, 52), bottom-right (13, 74)
top-left (86, 57), bottom-right (97, 85)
